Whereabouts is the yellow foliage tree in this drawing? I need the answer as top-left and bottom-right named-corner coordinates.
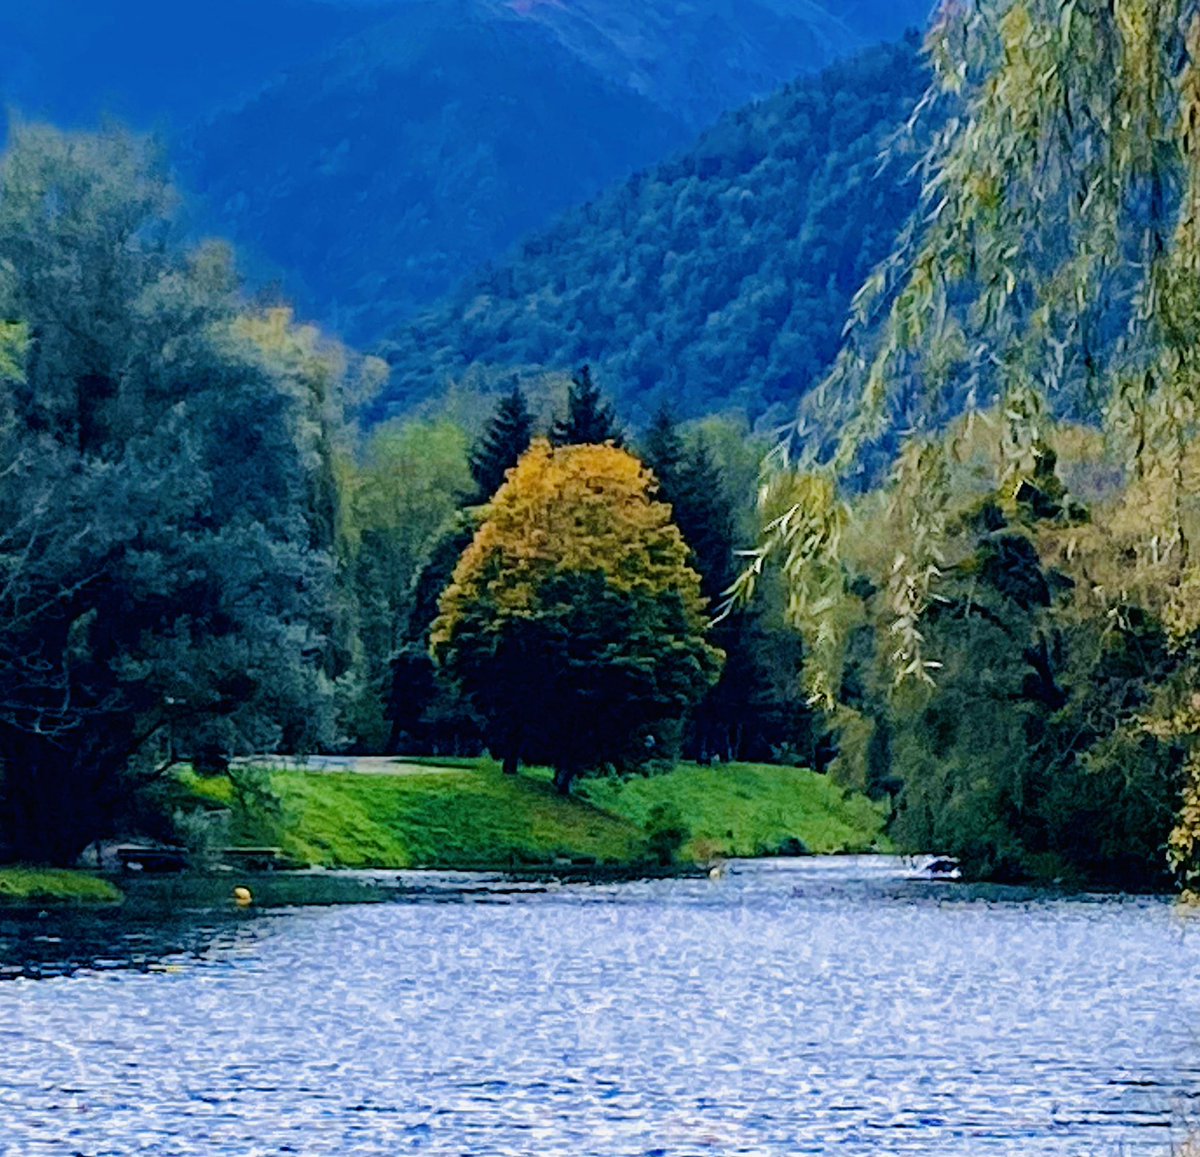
top-left (432, 440), bottom-right (723, 791)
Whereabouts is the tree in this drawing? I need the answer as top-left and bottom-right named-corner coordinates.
top-left (550, 364), bottom-right (622, 447)
top-left (870, 481), bottom-right (1186, 886)
top-left (337, 419), bottom-right (474, 749)
top-left (469, 381), bottom-right (534, 500)
top-left (640, 413), bottom-right (819, 764)
top-left (0, 126), bottom-right (343, 864)
top-left (384, 512), bottom-right (482, 756)
top-left (671, 434), bottom-right (737, 600)
top-left (431, 441), bottom-right (722, 791)
top-left (747, 0), bottom-right (1200, 701)
top-left (641, 403), bottom-right (684, 493)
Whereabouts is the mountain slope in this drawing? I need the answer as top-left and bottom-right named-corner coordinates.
top-left (5, 0), bottom-right (933, 341)
top-left (0, 0), bottom-right (386, 129)
top-left (180, 4), bottom-right (684, 340)
top-left (490, 0), bottom-right (931, 134)
top-left (375, 36), bottom-right (927, 426)
top-left (179, 0), bottom-right (934, 338)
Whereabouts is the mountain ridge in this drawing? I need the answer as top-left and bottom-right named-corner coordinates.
top-left (375, 35), bottom-right (927, 427)
top-left (4, 1), bottom-right (933, 343)
top-left (179, 0), bottom-right (933, 338)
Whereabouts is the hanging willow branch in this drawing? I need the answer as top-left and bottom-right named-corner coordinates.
top-left (749, 0), bottom-right (1200, 702)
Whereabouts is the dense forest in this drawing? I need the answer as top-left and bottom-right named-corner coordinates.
top-left (377, 37), bottom-right (924, 425)
top-left (0, 125), bottom-right (820, 867)
top-left (7, 7), bottom-right (1200, 896)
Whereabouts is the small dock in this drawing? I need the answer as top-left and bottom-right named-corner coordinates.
top-left (114, 845), bottom-right (306, 873)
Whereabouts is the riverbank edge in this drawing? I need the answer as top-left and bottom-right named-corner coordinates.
top-left (0, 863), bottom-right (720, 912)
top-left (182, 758), bottom-right (890, 873)
top-left (0, 761), bottom-right (890, 907)
top-left (0, 867), bottom-right (124, 907)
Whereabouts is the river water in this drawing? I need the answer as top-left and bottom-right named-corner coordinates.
top-left (1, 857), bottom-right (1199, 1156)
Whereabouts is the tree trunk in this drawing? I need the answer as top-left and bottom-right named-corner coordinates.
top-left (501, 723), bottom-right (522, 775)
top-left (385, 714), bottom-right (404, 756)
top-left (0, 726), bottom-right (127, 867)
top-left (1, 742), bottom-right (90, 866)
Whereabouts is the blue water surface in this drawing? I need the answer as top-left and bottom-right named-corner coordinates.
top-left (1, 857), bottom-right (1198, 1156)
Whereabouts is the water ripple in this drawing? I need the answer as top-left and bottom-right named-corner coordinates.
top-left (0, 857), bottom-right (1198, 1155)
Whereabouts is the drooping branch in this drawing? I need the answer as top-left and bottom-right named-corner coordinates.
top-left (758, 0), bottom-right (1200, 695)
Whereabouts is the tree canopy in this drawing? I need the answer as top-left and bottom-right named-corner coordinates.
top-left (758, 0), bottom-right (1200, 690)
top-left (737, 1), bottom-right (1200, 885)
top-left (431, 440), bottom-right (722, 791)
top-left (0, 126), bottom-right (350, 863)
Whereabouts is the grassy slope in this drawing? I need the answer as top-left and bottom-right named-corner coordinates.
top-left (188, 765), bottom-right (648, 869)
top-left (187, 760), bottom-right (887, 869)
top-left (0, 868), bottom-right (123, 905)
top-left (574, 763), bottom-right (889, 860)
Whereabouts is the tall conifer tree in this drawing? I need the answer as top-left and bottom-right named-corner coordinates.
top-left (673, 435), bottom-right (736, 601)
top-left (470, 381), bottom-right (533, 501)
top-left (641, 403), bottom-right (684, 496)
top-left (551, 364), bottom-right (622, 447)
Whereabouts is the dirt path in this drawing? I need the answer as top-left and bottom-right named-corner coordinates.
top-left (233, 755), bottom-right (466, 775)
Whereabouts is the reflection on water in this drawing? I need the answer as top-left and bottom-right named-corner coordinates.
top-left (1, 857), bottom-right (1198, 1156)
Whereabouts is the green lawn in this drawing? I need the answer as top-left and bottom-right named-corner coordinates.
top-left (185, 759), bottom-right (888, 870)
top-left (0, 868), bottom-right (123, 905)
top-left (574, 762), bottom-right (889, 860)
top-left (187, 764), bottom-right (647, 869)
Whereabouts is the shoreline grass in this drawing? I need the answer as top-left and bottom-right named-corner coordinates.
top-left (573, 762), bottom-right (890, 861)
top-left (0, 868), bottom-right (123, 906)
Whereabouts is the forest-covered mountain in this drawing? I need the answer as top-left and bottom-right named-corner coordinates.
top-left (183, 2), bottom-right (935, 339)
top-left (376, 36), bottom-right (926, 427)
top-left (182, 1), bottom-right (932, 338)
top-left (0, 1), bottom-right (384, 128)
top-left (2, 0), bottom-right (933, 341)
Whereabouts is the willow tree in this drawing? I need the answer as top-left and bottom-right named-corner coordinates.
top-left (741, 0), bottom-right (1200, 878)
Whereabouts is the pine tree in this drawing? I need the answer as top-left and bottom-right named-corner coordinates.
top-left (469, 381), bottom-right (533, 500)
top-left (551, 364), bottom-right (622, 447)
top-left (641, 403), bottom-right (684, 495)
top-left (667, 433), bottom-right (751, 763)
top-left (673, 434), bottom-right (736, 601)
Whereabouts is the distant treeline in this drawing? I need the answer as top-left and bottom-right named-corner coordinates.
top-left (0, 125), bottom-right (823, 866)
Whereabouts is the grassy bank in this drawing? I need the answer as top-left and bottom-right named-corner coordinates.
top-left (187, 764), bottom-right (647, 869)
top-left (574, 762), bottom-right (890, 861)
top-left (0, 868), bottom-right (123, 906)
top-left (185, 759), bottom-right (887, 870)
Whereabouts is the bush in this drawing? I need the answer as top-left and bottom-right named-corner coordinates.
top-left (645, 802), bottom-right (690, 866)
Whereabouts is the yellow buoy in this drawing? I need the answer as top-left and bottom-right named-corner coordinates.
top-left (233, 886), bottom-right (253, 908)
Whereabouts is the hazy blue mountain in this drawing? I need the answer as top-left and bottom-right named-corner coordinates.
top-left (3, 0), bottom-right (933, 340)
top-left (181, 0), bottom-right (933, 338)
top-left (490, 0), bottom-right (932, 132)
top-left (376, 37), bottom-right (926, 427)
top-left (0, 1), bottom-right (386, 129)
top-left (179, 4), bottom-right (684, 340)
